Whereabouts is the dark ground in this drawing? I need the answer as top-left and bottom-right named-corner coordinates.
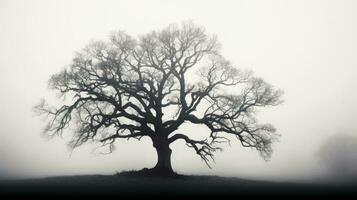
top-left (0, 170), bottom-right (356, 198)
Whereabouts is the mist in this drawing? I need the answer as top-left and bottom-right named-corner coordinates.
top-left (1, 0), bottom-right (357, 184)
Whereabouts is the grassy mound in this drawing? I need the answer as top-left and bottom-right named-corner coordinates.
top-left (0, 171), bottom-right (356, 197)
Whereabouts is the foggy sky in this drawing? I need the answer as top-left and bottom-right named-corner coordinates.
top-left (1, 0), bottom-right (357, 182)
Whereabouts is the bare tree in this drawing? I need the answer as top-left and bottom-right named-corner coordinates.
top-left (35, 22), bottom-right (283, 175)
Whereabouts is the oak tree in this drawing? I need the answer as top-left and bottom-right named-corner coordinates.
top-left (35, 22), bottom-right (283, 175)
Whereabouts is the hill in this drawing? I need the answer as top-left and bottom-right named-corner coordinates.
top-left (0, 171), bottom-right (356, 198)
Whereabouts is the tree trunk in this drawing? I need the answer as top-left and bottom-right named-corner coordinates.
top-left (152, 138), bottom-right (174, 176)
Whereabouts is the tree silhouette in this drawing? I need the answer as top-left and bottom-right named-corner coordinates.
top-left (318, 133), bottom-right (357, 181)
top-left (35, 22), bottom-right (283, 175)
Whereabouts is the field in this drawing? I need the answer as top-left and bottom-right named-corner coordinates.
top-left (0, 171), bottom-right (356, 198)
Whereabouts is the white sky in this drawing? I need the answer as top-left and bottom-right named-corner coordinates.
top-left (0, 0), bottom-right (357, 182)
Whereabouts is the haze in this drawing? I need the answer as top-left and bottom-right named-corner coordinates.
top-left (1, 0), bottom-right (357, 182)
